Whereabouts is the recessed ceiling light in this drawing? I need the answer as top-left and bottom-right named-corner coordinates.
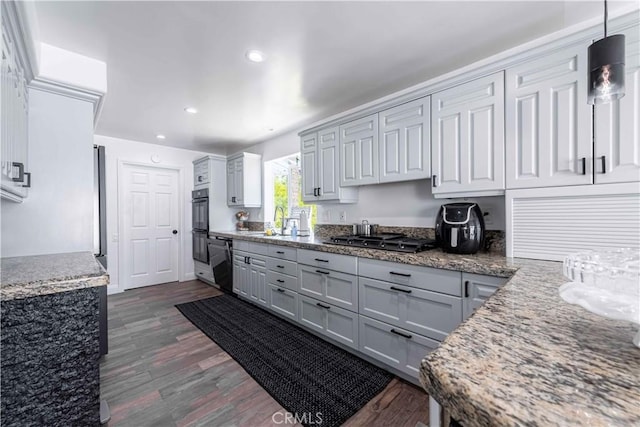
top-left (156, 134), bottom-right (166, 140)
top-left (265, 127), bottom-right (275, 132)
top-left (184, 107), bottom-right (198, 114)
top-left (246, 50), bottom-right (266, 63)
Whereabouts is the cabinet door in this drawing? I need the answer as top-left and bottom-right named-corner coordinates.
top-left (234, 159), bottom-right (244, 205)
top-left (432, 72), bottom-right (505, 195)
top-left (233, 253), bottom-right (250, 297)
top-left (298, 265), bottom-right (358, 312)
top-left (359, 315), bottom-right (439, 378)
top-left (594, 28), bottom-right (640, 184)
top-left (266, 284), bottom-right (298, 321)
top-left (359, 277), bottom-right (462, 341)
top-left (462, 273), bottom-right (507, 320)
top-left (1, 33), bottom-right (28, 200)
top-left (249, 257), bottom-right (267, 306)
top-left (379, 97), bottom-right (431, 183)
top-left (226, 161), bottom-right (235, 205)
top-left (340, 114), bottom-right (379, 186)
top-left (318, 126), bottom-right (341, 200)
top-left (506, 45), bottom-right (592, 188)
top-left (301, 133), bottom-right (318, 202)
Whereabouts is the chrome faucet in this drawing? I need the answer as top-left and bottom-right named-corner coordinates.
top-left (274, 206), bottom-right (285, 235)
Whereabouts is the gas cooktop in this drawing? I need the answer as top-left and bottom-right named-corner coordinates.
top-left (325, 234), bottom-right (438, 253)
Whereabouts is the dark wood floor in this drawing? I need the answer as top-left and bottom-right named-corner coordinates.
top-left (101, 280), bottom-right (429, 426)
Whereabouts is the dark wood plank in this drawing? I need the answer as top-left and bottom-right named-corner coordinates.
top-left (102, 280), bottom-right (429, 426)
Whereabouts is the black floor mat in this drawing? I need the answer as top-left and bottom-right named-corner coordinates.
top-left (176, 294), bottom-right (393, 427)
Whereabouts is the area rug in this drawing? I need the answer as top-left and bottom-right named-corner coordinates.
top-left (176, 294), bottom-right (393, 427)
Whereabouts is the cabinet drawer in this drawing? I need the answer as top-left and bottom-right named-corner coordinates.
top-left (249, 255), bottom-right (266, 269)
top-left (298, 295), bottom-right (358, 350)
top-left (268, 245), bottom-right (297, 262)
top-left (249, 242), bottom-right (270, 256)
top-left (359, 277), bottom-right (462, 341)
top-left (359, 315), bottom-right (439, 379)
top-left (266, 284), bottom-right (298, 321)
top-left (233, 240), bottom-right (250, 252)
top-left (297, 249), bottom-right (357, 275)
top-left (358, 258), bottom-right (461, 296)
top-left (194, 260), bottom-right (213, 281)
top-left (266, 270), bottom-right (297, 292)
top-left (267, 258), bottom-right (297, 277)
top-left (298, 264), bottom-right (358, 312)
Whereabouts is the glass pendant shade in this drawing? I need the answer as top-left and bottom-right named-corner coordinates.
top-left (588, 34), bottom-right (626, 104)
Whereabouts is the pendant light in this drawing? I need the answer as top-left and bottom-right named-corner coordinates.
top-left (587, 0), bottom-right (625, 104)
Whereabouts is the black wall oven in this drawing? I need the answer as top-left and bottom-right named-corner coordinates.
top-left (192, 189), bottom-right (209, 263)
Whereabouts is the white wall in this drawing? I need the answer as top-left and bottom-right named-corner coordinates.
top-left (1, 89), bottom-right (94, 257)
top-left (95, 135), bottom-right (232, 294)
top-left (317, 181), bottom-right (505, 230)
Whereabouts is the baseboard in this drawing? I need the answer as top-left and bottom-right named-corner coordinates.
top-left (182, 273), bottom-right (196, 281)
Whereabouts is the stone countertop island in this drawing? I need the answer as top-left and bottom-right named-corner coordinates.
top-left (1, 251), bottom-right (109, 300)
top-left (1, 251), bottom-right (109, 426)
top-left (419, 258), bottom-right (640, 426)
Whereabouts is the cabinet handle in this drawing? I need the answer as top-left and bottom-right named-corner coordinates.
top-left (390, 286), bottom-right (412, 294)
top-left (232, 196), bottom-right (236, 203)
top-left (464, 281), bottom-right (470, 298)
top-left (600, 155), bottom-right (607, 174)
top-left (316, 302), bottom-right (330, 309)
top-left (276, 279), bottom-right (285, 283)
top-left (276, 251), bottom-right (285, 254)
top-left (390, 329), bottom-right (412, 339)
top-left (277, 288), bottom-right (285, 293)
top-left (314, 258), bottom-right (329, 263)
top-left (315, 269), bottom-right (330, 275)
top-left (244, 256), bottom-right (250, 264)
top-left (11, 162), bottom-right (24, 183)
top-left (317, 187), bottom-right (321, 196)
top-left (198, 176), bottom-right (203, 182)
top-left (277, 265), bottom-right (285, 269)
top-left (580, 157), bottom-right (586, 175)
top-left (390, 271), bottom-right (411, 277)
top-left (313, 188), bottom-right (318, 197)
top-left (432, 175), bottom-right (438, 188)
top-left (21, 172), bottom-right (31, 188)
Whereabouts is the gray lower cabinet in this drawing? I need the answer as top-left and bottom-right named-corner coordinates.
top-left (298, 294), bottom-right (359, 350)
top-left (232, 251), bottom-right (250, 297)
top-left (359, 315), bottom-right (439, 378)
top-left (359, 277), bottom-right (462, 341)
top-left (248, 255), bottom-right (267, 307)
top-left (266, 270), bottom-right (297, 292)
top-left (298, 264), bottom-right (358, 312)
top-left (462, 273), bottom-right (508, 320)
top-left (266, 283), bottom-right (298, 321)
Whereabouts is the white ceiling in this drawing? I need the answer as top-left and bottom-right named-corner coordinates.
top-left (32, 1), bottom-right (633, 154)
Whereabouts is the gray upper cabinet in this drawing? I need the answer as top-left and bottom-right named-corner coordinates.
top-left (340, 114), bottom-right (379, 186)
top-left (379, 97), bottom-right (431, 183)
top-left (462, 273), bottom-right (508, 320)
top-left (505, 44), bottom-right (592, 189)
top-left (227, 152), bottom-right (262, 207)
top-left (431, 71), bottom-right (505, 197)
top-left (301, 127), bottom-right (358, 203)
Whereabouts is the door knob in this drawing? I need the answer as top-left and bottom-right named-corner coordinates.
top-left (172, 230), bottom-right (178, 234)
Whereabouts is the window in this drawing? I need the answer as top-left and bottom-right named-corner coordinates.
top-left (265, 154), bottom-right (316, 231)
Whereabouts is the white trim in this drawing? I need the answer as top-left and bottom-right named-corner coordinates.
top-left (29, 77), bottom-right (105, 126)
top-left (1, 1), bottom-right (38, 81)
top-left (183, 272), bottom-right (196, 282)
top-left (192, 154), bottom-right (226, 164)
top-left (117, 160), bottom-right (185, 290)
top-left (299, 9), bottom-right (640, 136)
top-left (428, 396), bottom-right (442, 427)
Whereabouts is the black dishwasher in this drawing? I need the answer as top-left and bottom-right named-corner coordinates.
top-left (208, 237), bottom-right (233, 293)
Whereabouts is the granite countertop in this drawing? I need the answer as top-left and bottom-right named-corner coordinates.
top-left (420, 258), bottom-right (640, 426)
top-left (211, 230), bottom-right (518, 278)
top-left (1, 252), bottom-right (109, 301)
top-left (216, 230), bottom-right (640, 425)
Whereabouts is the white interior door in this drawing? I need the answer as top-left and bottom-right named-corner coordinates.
top-left (121, 163), bottom-right (180, 289)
